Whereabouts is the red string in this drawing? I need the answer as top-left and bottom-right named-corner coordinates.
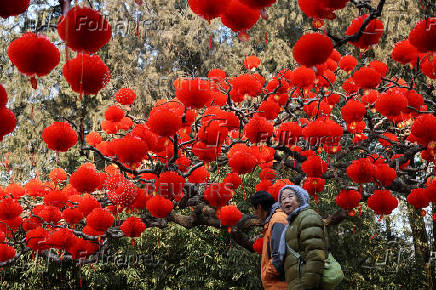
top-left (264, 32), bottom-right (268, 50)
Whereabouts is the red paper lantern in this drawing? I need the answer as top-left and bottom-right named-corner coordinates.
top-left (115, 88), bottom-right (136, 106)
top-left (77, 194), bottom-right (101, 217)
top-left (339, 55), bottom-right (357, 72)
top-left (374, 163), bottom-right (397, 187)
top-left (276, 122), bottom-right (302, 146)
top-left (70, 164), bottom-right (101, 193)
top-left (155, 172), bottom-right (186, 201)
top-left (0, 198), bottom-right (22, 221)
top-left (42, 122), bottom-right (77, 152)
top-left (204, 183), bottom-right (234, 208)
top-left (188, 166), bottom-right (210, 184)
top-left (121, 217), bottom-right (146, 238)
top-left (146, 195), bottom-right (173, 218)
top-left (219, 205), bottom-right (242, 226)
top-left (408, 18), bottom-right (436, 53)
top-left (341, 99), bottom-right (366, 123)
top-left (147, 106), bottom-right (182, 137)
top-left (353, 67), bottom-right (381, 89)
top-left (289, 66), bottom-right (316, 89)
top-left (62, 208), bottom-right (84, 225)
top-left (375, 89), bottom-right (408, 119)
top-left (85, 132), bottom-right (102, 147)
top-left (391, 40), bottom-right (419, 65)
top-left (105, 175), bottom-right (138, 208)
top-left (223, 173), bottom-right (243, 190)
top-left (110, 136), bottom-right (148, 165)
top-left (367, 190), bottom-right (398, 217)
top-left (410, 114), bottom-right (436, 146)
top-left (253, 237), bottom-right (263, 254)
top-left (63, 54), bottom-right (111, 95)
top-left (0, 107), bottom-right (17, 140)
top-left (0, 0), bottom-right (30, 19)
top-left (407, 188), bottom-right (430, 211)
top-left (188, 0), bottom-right (231, 21)
top-left (244, 115), bottom-right (274, 143)
top-left (228, 150), bottom-right (258, 174)
top-left (220, 0), bottom-right (260, 40)
top-left (86, 208), bottom-right (114, 235)
top-left (105, 105), bottom-right (124, 122)
top-left (44, 190), bottom-right (68, 208)
top-left (176, 78), bottom-right (212, 109)
top-left (301, 155), bottom-right (328, 178)
top-left (0, 244), bottom-right (15, 263)
top-left (244, 55), bottom-right (261, 70)
top-left (293, 33), bottom-right (333, 67)
top-left (57, 7), bottom-right (112, 53)
top-left (345, 14), bottom-right (384, 49)
top-left (8, 33), bottom-right (60, 89)
top-left (336, 189), bottom-right (361, 216)
top-left (346, 158), bottom-right (376, 183)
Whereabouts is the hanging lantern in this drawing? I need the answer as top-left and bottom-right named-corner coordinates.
top-left (57, 6), bottom-right (112, 53)
top-left (42, 122), bottom-right (77, 152)
top-left (8, 32), bottom-right (60, 89)
top-left (336, 189), bottom-right (361, 216)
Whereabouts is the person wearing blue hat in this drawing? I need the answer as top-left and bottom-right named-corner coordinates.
top-left (277, 185), bottom-right (327, 290)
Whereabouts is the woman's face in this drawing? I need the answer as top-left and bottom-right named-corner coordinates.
top-left (281, 189), bottom-right (300, 215)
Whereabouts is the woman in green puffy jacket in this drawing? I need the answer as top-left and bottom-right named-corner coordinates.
top-left (278, 185), bottom-right (327, 290)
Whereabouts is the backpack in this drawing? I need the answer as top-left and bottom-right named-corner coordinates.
top-left (285, 225), bottom-right (344, 290)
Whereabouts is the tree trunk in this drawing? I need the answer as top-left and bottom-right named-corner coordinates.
top-left (406, 203), bottom-right (433, 289)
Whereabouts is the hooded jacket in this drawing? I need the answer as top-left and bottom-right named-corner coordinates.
top-left (261, 202), bottom-right (288, 289)
top-left (278, 185), bottom-right (327, 290)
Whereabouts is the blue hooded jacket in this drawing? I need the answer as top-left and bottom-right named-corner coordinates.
top-left (277, 185), bottom-right (310, 265)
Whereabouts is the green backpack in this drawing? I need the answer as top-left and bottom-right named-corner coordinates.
top-left (285, 226), bottom-right (344, 290)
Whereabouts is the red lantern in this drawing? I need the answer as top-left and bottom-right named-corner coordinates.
top-left (391, 40), bottom-right (419, 66)
top-left (70, 164), bottom-right (101, 193)
top-left (367, 190), bottom-right (398, 218)
top-left (408, 18), bottom-right (436, 53)
top-left (345, 14), bottom-right (384, 49)
top-left (301, 155), bottom-right (328, 178)
top-left (303, 177), bottom-right (325, 202)
top-left (276, 122), bottom-right (302, 146)
top-left (62, 208), bottom-right (84, 225)
top-left (407, 188), bottom-right (430, 215)
top-left (146, 195), bottom-right (173, 218)
top-left (121, 217), bottom-right (146, 238)
top-left (375, 89), bottom-right (408, 119)
top-left (346, 158), bottom-right (376, 184)
top-left (0, 0), bottom-right (30, 19)
top-left (0, 198), bottom-right (22, 221)
top-left (115, 88), bottom-right (136, 106)
top-left (0, 107), bottom-right (17, 141)
top-left (374, 163), bottom-right (397, 187)
top-left (244, 55), bottom-right (261, 70)
top-left (219, 205), bottom-right (242, 226)
top-left (410, 114), bottom-right (436, 146)
top-left (105, 175), bottom-right (138, 208)
top-left (204, 183), bottom-right (234, 208)
top-left (42, 122), bottom-right (77, 152)
top-left (336, 189), bottom-right (361, 216)
top-left (77, 194), bottom-right (101, 217)
top-left (26, 227), bottom-right (50, 253)
top-left (110, 136), bottom-right (149, 165)
top-left (0, 244), bottom-right (15, 263)
top-left (44, 190), bottom-right (68, 209)
top-left (8, 33), bottom-right (60, 89)
top-left (85, 132), bottom-right (102, 147)
top-left (176, 78), bottom-right (212, 109)
top-left (253, 237), bottom-right (263, 254)
top-left (147, 106), bottom-right (182, 137)
top-left (63, 54), bottom-right (111, 96)
top-left (339, 55), bottom-right (358, 72)
top-left (223, 173), bottom-right (243, 190)
top-left (188, 166), bottom-right (210, 184)
top-left (293, 33), bottom-right (333, 67)
top-left (220, 0), bottom-right (260, 40)
top-left (353, 67), bottom-right (381, 89)
top-left (105, 105), bottom-right (124, 122)
top-left (155, 172), bottom-right (186, 201)
top-left (289, 66), bottom-right (316, 89)
top-left (228, 150), bottom-right (258, 174)
top-left (86, 208), bottom-right (114, 235)
top-left (188, 0), bottom-right (231, 21)
top-left (57, 7), bottom-right (112, 53)
top-left (244, 115), bottom-right (274, 144)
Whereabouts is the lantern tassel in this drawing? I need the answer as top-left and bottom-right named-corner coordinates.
top-left (209, 34), bottom-right (212, 49)
top-left (30, 76), bottom-right (37, 90)
top-left (353, 224), bottom-right (356, 235)
top-left (130, 239), bottom-right (136, 246)
top-left (264, 32), bottom-right (268, 50)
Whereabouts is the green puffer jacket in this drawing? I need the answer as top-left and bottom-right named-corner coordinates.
top-left (283, 208), bottom-right (327, 290)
